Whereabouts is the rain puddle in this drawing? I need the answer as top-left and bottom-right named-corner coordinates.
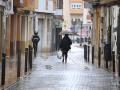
top-left (45, 65), bottom-right (53, 70)
top-left (84, 66), bottom-right (90, 70)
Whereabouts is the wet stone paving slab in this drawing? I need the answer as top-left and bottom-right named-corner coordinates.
top-left (6, 45), bottom-right (120, 90)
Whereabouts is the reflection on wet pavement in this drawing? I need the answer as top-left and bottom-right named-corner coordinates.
top-left (6, 44), bottom-right (120, 90)
top-left (45, 65), bottom-right (53, 70)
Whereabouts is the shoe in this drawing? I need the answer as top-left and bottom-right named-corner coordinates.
top-left (65, 60), bottom-right (67, 63)
top-left (62, 59), bottom-right (64, 63)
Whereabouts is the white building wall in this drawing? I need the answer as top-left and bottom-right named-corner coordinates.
top-left (5, 0), bottom-right (14, 14)
top-left (0, 1), bottom-right (5, 6)
top-left (35, 0), bottom-right (54, 53)
top-left (35, 16), bottom-right (38, 33)
top-left (36, 0), bottom-right (46, 12)
top-left (83, 8), bottom-right (88, 24)
top-left (48, 0), bottom-right (54, 13)
top-left (112, 6), bottom-right (119, 28)
top-left (35, 13), bottom-right (53, 53)
top-left (38, 18), bottom-right (43, 52)
top-left (111, 6), bottom-right (119, 63)
top-left (63, 0), bottom-right (71, 30)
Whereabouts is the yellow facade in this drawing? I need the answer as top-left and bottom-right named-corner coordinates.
top-left (63, 0), bottom-right (71, 30)
top-left (70, 0), bottom-right (83, 2)
top-left (70, 9), bottom-right (83, 14)
top-left (13, 0), bottom-right (38, 11)
top-left (23, 0), bottom-right (38, 11)
top-left (70, 0), bottom-right (84, 14)
top-left (96, 8), bottom-right (101, 47)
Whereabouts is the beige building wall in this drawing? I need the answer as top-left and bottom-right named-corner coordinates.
top-left (69, 0), bottom-right (84, 28)
top-left (70, 0), bottom-right (83, 14)
top-left (63, 0), bottom-right (71, 30)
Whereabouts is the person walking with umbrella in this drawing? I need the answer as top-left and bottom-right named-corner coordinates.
top-left (59, 34), bottom-right (72, 63)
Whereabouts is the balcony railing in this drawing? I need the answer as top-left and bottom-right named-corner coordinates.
top-left (55, 9), bottom-right (63, 16)
top-left (84, 0), bottom-right (119, 5)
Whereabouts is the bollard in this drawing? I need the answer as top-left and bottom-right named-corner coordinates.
top-left (104, 44), bottom-right (111, 69)
top-left (112, 51), bottom-right (115, 72)
top-left (29, 45), bottom-right (33, 69)
top-left (106, 59), bottom-right (108, 69)
top-left (17, 50), bottom-right (21, 78)
top-left (25, 48), bottom-right (28, 74)
top-left (98, 47), bottom-right (101, 67)
top-left (1, 53), bottom-right (6, 85)
top-left (88, 45), bottom-right (90, 62)
top-left (92, 46), bottom-right (94, 64)
top-left (118, 51), bottom-right (120, 77)
top-left (84, 44), bottom-right (87, 61)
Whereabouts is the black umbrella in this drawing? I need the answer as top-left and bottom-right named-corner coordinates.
top-left (59, 30), bottom-right (78, 35)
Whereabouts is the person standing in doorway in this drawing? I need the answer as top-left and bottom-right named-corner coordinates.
top-left (32, 32), bottom-right (40, 57)
top-left (60, 34), bottom-right (72, 63)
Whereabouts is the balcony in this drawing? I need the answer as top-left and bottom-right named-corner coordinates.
top-left (36, 0), bottom-right (54, 14)
top-left (23, 0), bottom-right (38, 11)
top-left (70, 9), bottom-right (83, 15)
top-left (83, 0), bottom-right (99, 2)
top-left (13, 0), bottom-right (38, 11)
top-left (83, 0), bottom-right (119, 6)
top-left (0, 0), bottom-right (5, 6)
top-left (100, 0), bottom-right (119, 5)
top-left (55, 9), bottom-right (63, 16)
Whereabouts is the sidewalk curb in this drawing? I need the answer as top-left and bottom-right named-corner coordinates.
top-left (4, 71), bottom-right (32, 90)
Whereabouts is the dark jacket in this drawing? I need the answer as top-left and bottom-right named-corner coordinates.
top-left (32, 35), bottom-right (40, 48)
top-left (60, 35), bottom-right (72, 51)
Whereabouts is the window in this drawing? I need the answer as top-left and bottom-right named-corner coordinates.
top-left (74, 5), bottom-right (76, 8)
top-left (59, 0), bottom-right (63, 9)
top-left (57, 0), bottom-right (63, 9)
top-left (78, 19), bottom-right (80, 22)
top-left (71, 3), bottom-right (82, 9)
top-left (20, 0), bottom-right (23, 4)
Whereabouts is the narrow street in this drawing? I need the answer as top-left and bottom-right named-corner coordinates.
top-left (6, 44), bottom-right (120, 90)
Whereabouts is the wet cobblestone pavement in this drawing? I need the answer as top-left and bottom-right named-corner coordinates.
top-left (6, 44), bottom-right (120, 90)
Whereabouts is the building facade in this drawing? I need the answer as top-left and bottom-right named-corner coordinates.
top-left (84, 0), bottom-right (120, 76)
top-left (69, 0), bottom-right (92, 44)
top-left (0, 0), bottom-right (63, 88)
top-left (70, 0), bottom-right (83, 27)
top-left (54, 0), bottom-right (63, 51)
top-left (35, 0), bottom-right (55, 55)
top-left (63, 0), bottom-right (71, 30)
top-left (0, 0), bottom-right (39, 87)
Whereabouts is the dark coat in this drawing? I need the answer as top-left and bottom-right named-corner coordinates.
top-left (32, 35), bottom-right (40, 48)
top-left (60, 35), bottom-right (72, 51)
